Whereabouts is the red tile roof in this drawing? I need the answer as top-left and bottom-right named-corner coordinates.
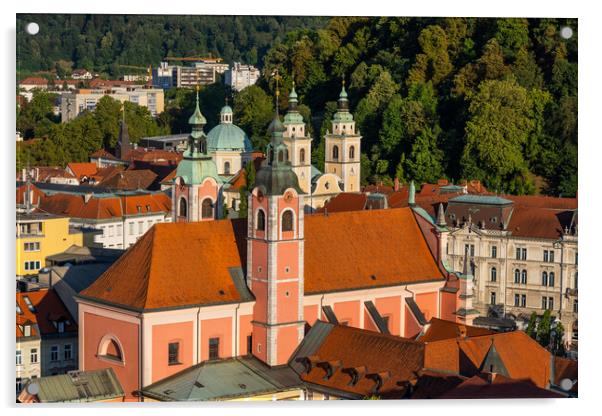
top-left (553, 356), bottom-right (578, 393)
top-left (67, 162), bottom-right (98, 181)
top-left (123, 148), bottom-right (182, 164)
top-left (80, 207), bottom-right (445, 311)
top-left (436, 373), bottom-right (562, 399)
top-left (300, 324), bottom-right (424, 398)
top-left (416, 318), bottom-right (495, 343)
top-left (424, 330), bottom-right (552, 389)
top-left (505, 195), bottom-right (577, 209)
top-left (315, 193), bottom-right (367, 214)
top-left (16, 289), bottom-right (77, 338)
top-left (507, 206), bottom-right (574, 239)
top-left (98, 169), bottom-right (158, 190)
top-left (39, 192), bottom-right (171, 220)
top-left (20, 77), bottom-right (48, 86)
top-left (16, 183), bottom-right (45, 206)
top-left (90, 149), bottom-right (118, 160)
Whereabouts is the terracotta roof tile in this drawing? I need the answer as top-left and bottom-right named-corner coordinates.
top-left (20, 77), bottom-right (48, 86)
top-left (417, 318), bottom-right (495, 343)
top-left (507, 207), bottom-right (575, 239)
top-left (90, 149), bottom-right (117, 160)
top-left (299, 324), bottom-right (424, 398)
top-left (67, 162), bottom-right (98, 181)
top-left (98, 169), bottom-right (157, 190)
top-left (38, 192), bottom-right (170, 220)
top-left (315, 193), bottom-right (367, 214)
top-left (437, 373), bottom-right (562, 399)
top-left (16, 289), bottom-right (77, 338)
top-left (553, 356), bottom-right (577, 392)
top-left (80, 207), bottom-right (445, 310)
top-left (424, 331), bottom-right (552, 389)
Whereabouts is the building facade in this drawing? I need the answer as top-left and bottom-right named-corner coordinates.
top-left (224, 62), bottom-right (260, 91)
top-left (440, 195), bottom-right (578, 347)
top-left (60, 88), bottom-right (164, 122)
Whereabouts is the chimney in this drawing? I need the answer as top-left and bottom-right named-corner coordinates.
top-left (394, 177), bottom-right (400, 192)
top-left (458, 325), bottom-right (467, 338)
top-left (487, 372), bottom-right (497, 384)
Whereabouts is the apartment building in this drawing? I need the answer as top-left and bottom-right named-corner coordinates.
top-left (60, 87), bottom-right (164, 122)
top-left (38, 191), bottom-right (172, 249)
top-left (439, 194), bottom-right (578, 348)
top-left (224, 62), bottom-right (260, 91)
top-left (17, 289), bottom-right (77, 395)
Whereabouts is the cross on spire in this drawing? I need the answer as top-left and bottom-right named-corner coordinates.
top-left (272, 68), bottom-right (282, 115)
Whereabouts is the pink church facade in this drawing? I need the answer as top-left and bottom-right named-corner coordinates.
top-left (76, 93), bottom-right (472, 402)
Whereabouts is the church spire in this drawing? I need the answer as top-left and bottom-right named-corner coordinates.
top-left (338, 78), bottom-right (349, 111)
top-left (436, 203), bottom-right (446, 227)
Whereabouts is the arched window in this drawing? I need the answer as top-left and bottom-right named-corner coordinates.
top-left (521, 269), bottom-right (527, 284)
top-left (179, 197), bottom-right (187, 219)
top-left (201, 198), bottom-right (213, 219)
top-left (349, 145), bottom-right (355, 160)
top-left (549, 272), bottom-right (555, 287)
top-left (300, 148), bottom-right (306, 163)
top-left (332, 145), bottom-right (339, 160)
top-left (278, 151), bottom-right (284, 163)
top-left (98, 335), bottom-right (124, 363)
top-left (541, 271), bottom-right (548, 286)
top-left (282, 210), bottom-right (293, 232)
top-left (490, 267), bottom-right (497, 282)
top-left (224, 161), bottom-right (231, 175)
top-left (514, 269), bottom-right (520, 283)
top-left (256, 209), bottom-right (265, 231)
top-left (269, 148), bottom-right (274, 164)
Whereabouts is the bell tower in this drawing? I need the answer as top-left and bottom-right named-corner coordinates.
top-left (324, 80), bottom-right (362, 192)
top-left (172, 87), bottom-right (223, 222)
top-left (283, 81), bottom-right (312, 194)
top-left (247, 87), bottom-right (306, 366)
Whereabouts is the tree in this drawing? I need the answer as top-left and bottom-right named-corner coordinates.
top-left (460, 79), bottom-right (536, 194)
top-left (233, 85), bottom-right (274, 151)
top-left (405, 127), bottom-right (445, 183)
top-left (17, 91), bottom-right (59, 138)
top-left (526, 312), bottom-right (538, 338)
top-left (537, 309), bottom-right (553, 349)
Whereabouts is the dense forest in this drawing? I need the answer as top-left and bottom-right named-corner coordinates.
top-left (16, 16), bottom-right (578, 196)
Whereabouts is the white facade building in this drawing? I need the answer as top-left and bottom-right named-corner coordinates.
top-left (225, 62), bottom-right (260, 91)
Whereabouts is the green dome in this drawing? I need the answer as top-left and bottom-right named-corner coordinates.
top-left (188, 94), bottom-right (207, 125)
top-left (207, 123), bottom-right (253, 152)
top-left (176, 157), bottom-right (222, 186)
top-left (221, 105), bottom-right (233, 114)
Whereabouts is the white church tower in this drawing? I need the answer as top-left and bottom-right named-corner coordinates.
top-left (283, 82), bottom-right (312, 194)
top-left (324, 80), bottom-right (362, 192)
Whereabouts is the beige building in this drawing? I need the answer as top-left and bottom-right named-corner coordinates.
top-left (60, 87), bottom-right (164, 122)
top-left (282, 84), bottom-right (312, 194)
top-left (439, 195), bottom-right (578, 349)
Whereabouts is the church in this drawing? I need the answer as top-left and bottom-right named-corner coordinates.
top-left (171, 83), bottom-right (360, 221)
top-left (75, 86), bottom-right (475, 400)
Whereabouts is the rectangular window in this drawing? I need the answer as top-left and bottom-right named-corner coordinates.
top-left (57, 321), bottom-right (65, 333)
top-left (168, 342), bottom-right (180, 365)
top-left (550, 250), bottom-right (555, 263)
top-left (470, 244), bottom-right (475, 257)
top-left (117, 224), bottom-right (122, 237)
top-left (521, 248), bottom-right (527, 260)
top-left (521, 295), bottom-right (527, 308)
top-left (521, 270), bottom-right (527, 284)
top-left (16, 350), bottom-right (22, 365)
top-left (490, 292), bottom-right (496, 305)
top-left (108, 225), bottom-right (114, 237)
top-left (514, 294), bottom-right (520, 307)
top-left (51, 345), bottom-right (59, 361)
top-left (543, 250), bottom-right (549, 262)
top-left (491, 246), bottom-right (497, 258)
top-left (129, 222), bottom-right (134, 236)
top-left (138, 221), bottom-right (143, 234)
top-left (64, 344), bottom-right (72, 360)
top-left (209, 338), bottom-right (220, 360)
top-left (542, 297), bottom-right (548, 310)
top-left (548, 297), bottom-right (554, 310)
top-left (16, 378), bottom-right (23, 394)
top-left (23, 242), bottom-right (40, 252)
top-left (575, 252), bottom-right (578, 265)
top-left (516, 248), bottom-right (521, 260)
top-left (30, 348), bottom-right (38, 363)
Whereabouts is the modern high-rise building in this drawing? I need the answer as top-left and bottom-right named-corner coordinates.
top-left (224, 62), bottom-right (260, 91)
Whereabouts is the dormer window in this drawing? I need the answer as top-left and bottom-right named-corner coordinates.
top-left (146, 204), bottom-right (151, 212)
top-left (23, 324), bottom-right (31, 337)
top-left (137, 205), bottom-right (142, 213)
top-left (16, 302), bottom-right (23, 315)
top-left (23, 296), bottom-right (36, 313)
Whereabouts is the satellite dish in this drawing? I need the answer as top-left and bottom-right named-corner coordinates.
top-left (26, 382), bottom-right (40, 395)
top-left (559, 378), bottom-right (574, 392)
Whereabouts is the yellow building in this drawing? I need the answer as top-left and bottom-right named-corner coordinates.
top-left (16, 212), bottom-right (92, 277)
